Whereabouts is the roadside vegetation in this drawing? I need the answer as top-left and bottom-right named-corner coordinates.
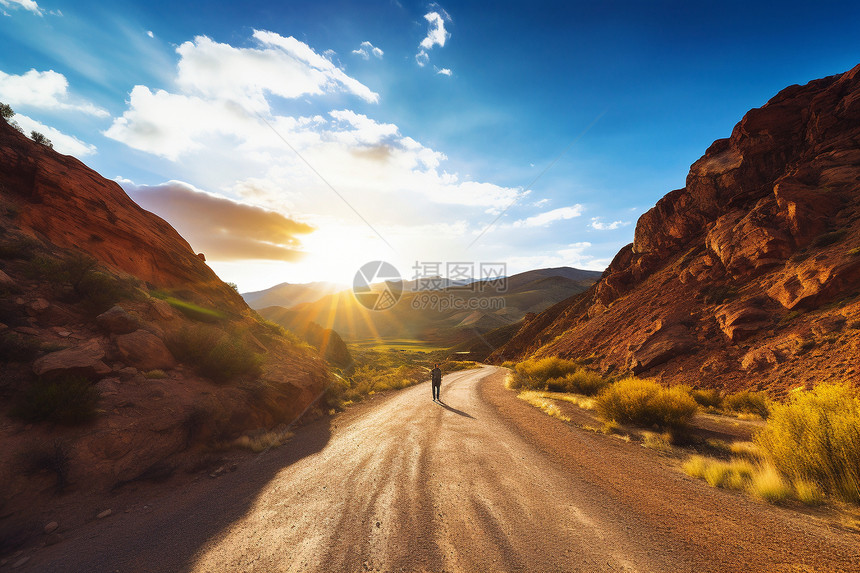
top-left (324, 342), bottom-right (478, 410)
top-left (502, 357), bottom-right (860, 508)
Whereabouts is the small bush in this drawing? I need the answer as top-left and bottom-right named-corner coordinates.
top-left (749, 463), bottom-right (792, 503)
top-left (545, 368), bottom-right (609, 395)
top-left (30, 131), bottom-right (53, 148)
top-left (795, 479), bottom-right (825, 506)
top-left (703, 284), bottom-right (738, 304)
top-left (595, 377), bottom-right (698, 429)
top-left (17, 440), bottom-right (71, 492)
top-left (12, 375), bottom-right (100, 425)
top-left (690, 388), bottom-right (723, 409)
top-left (848, 247), bottom-right (860, 257)
top-left (725, 390), bottom-right (771, 419)
top-left (810, 229), bottom-right (847, 249)
top-left (0, 236), bottom-right (40, 259)
top-left (0, 333), bottom-right (42, 362)
top-left (167, 326), bottom-right (262, 384)
top-left (754, 383), bottom-right (860, 503)
top-left (514, 356), bottom-right (581, 387)
top-left (642, 431), bottom-right (673, 452)
top-left (143, 369), bottom-right (167, 379)
top-left (0, 101), bottom-right (13, 120)
top-left (76, 271), bottom-right (137, 315)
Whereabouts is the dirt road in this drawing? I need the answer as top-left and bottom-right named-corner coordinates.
top-left (29, 366), bottom-right (860, 572)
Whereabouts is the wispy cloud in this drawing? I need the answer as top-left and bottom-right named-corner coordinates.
top-left (511, 205), bottom-right (583, 228)
top-left (416, 10), bottom-right (450, 67)
top-left (0, 0), bottom-right (43, 16)
top-left (435, 67), bottom-right (452, 76)
top-left (12, 113), bottom-right (97, 156)
top-left (0, 69), bottom-right (109, 117)
top-left (590, 217), bottom-right (630, 231)
top-left (505, 242), bottom-right (609, 273)
top-left (352, 40), bottom-right (383, 60)
top-left (118, 179), bottom-right (314, 262)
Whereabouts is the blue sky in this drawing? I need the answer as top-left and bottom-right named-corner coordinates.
top-left (1, 0), bottom-right (859, 290)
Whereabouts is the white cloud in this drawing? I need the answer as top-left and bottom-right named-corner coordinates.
top-left (146, 30), bottom-right (154, 38)
top-left (171, 31), bottom-right (378, 115)
top-left (352, 41), bottom-right (383, 60)
top-left (420, 11), bottom-right (450, 50)
top-left (511, 205), bottom-right (583, 228)
top-left (0, 69), bottom-right (109, 117)
top-left (0, 0), bottom-right (42, 15)
top-left (13, 113), bottom-right (97, 157)
top-left (533, 198), bottom-right (550, 207)
top-left (590, 217), bottom-right (630, 231)
top-left (505, 242), bottom-right (609, 273)
top-left (416, 10), bottom-right (450, 67)
top-left (435, 67), bottom-right (452, 76)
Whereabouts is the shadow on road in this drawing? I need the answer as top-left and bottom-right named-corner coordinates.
top-left (35, 414), bottom-right (333, 573)
top-left (437, 400), bottom-right (475, 419)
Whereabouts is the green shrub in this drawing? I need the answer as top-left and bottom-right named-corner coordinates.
top-left (754, 383), bottom-right (860, 502)
top-left (0, 333), bottom-right (42, 362)
top-left (11, 375), bottom-right (100, 425)
top-left (167, 326), bottom-right (262, 384)
top-left (0, 236), bottom-right (40, 259)
top-left (810, 229), bottom-right (847, 248)
top-left (0, 101), bottom-right (13, 120)
top-left (690, 388), bottom-right (723, 409)
top-left (703, 284), bottom-right (738, 304)
top-left (724, 390), bottom-right (771, 418)
top-left (595, 377), bottom-right (698, 429)
top-left (143, 369), bottom-right (167, 379)
top-left (545, 369), bottom-right (609, 395)
top-left (30, 131), bottom-right (53, 148)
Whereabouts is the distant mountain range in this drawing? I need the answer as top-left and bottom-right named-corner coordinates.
top-left (242, 281), bottom-right (345, 310)
top-left (256, 267), bottom-right (602, 344)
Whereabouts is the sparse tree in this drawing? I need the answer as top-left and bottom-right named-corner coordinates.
top-left (30, 131), bottom-right (53, 149)
top-left (0, 102), bottom-right (13, 121)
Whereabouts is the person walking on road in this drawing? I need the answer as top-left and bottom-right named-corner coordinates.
top-left (431, 363), bottom-right (442, 401)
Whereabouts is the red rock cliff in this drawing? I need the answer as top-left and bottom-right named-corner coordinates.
top-left (491, 64), bottom-right (860, 395)
top-left (0, 120), bottom-right (245, 312)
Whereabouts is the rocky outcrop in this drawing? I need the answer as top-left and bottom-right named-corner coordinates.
top-left (114, 330), bottom-right (175, 371)
top-left (32, 340), bottom-right (111, 379)
top-left (0, 120), bottom-right (245, 313)
top-left (490, 63), bottom-right (860, 394)
top-left (96, 305), bottom-right (139, 334)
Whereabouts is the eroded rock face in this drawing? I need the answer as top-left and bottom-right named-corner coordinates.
top-left (0, 121), bottom-right (245, 313)
top-left (628, 322), bottom-right (696, 374)
top-left (114, 330), bottom-right (175, 371)
top-left (715, 301), bottom-right (772, 343)
top-left (490, 63), bottom-right (860, 392)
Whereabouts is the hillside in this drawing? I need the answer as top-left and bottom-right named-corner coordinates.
top-left (241, 281), bottom-right (344, 310)
top-left (489, 64), bottom-right (860, 396)
top-left (0, 116), bottom-right (330, 549)
top-left (259, 267), bottom-right (601, 344)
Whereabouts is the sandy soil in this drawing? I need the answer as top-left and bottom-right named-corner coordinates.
top-left (15, 366), bottom-right (860, 572)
